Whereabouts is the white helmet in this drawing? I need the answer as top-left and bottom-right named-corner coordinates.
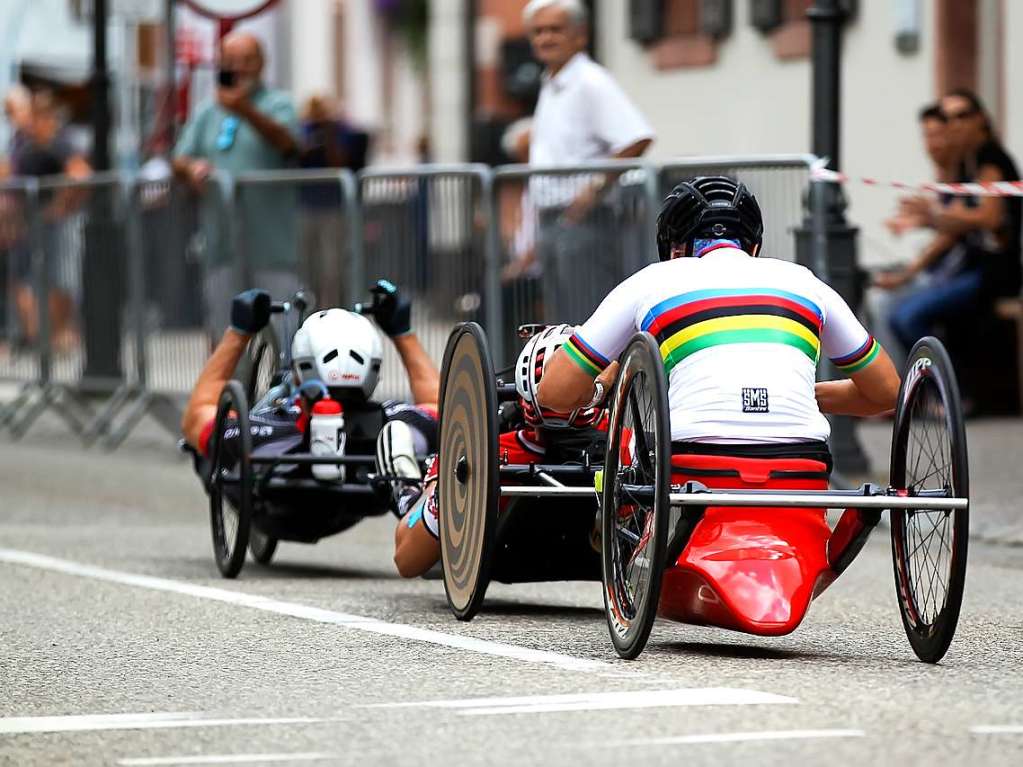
top-left (515, 324), bottom-right (600, 430)
top-left (292, 309), bottom-right (384, 400)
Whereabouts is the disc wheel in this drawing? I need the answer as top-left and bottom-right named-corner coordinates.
top-left (890, 337), bottom-right (969, 663)
top-left (208, 381), bottom-right (253, 579)
top-left (601, 332), bottom-right (670, 660)
top-left (249, 528), bottom-right (278, 565)
top-left (438, 323), bottom-right (499, 621)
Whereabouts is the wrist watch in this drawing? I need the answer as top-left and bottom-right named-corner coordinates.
top-left (585, 380), bottom-right (606, 409)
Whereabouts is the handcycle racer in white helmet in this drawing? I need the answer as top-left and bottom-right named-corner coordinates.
top-left (537, 176), bottom-right (902, 461)
top-left (181, 280), bottom-right (440, 487)
top-left (382, 323), bottom-right (608, 578)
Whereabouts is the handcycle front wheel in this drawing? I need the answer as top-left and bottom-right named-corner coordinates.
top-left (208, 381), bottom-right (253, 579)
top-left (889, 337), bottom-right (969, 663)
top-left (601, 332), bottom-right (671, 660)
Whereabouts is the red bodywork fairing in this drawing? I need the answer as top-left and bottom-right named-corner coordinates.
top-left (659, 454), bottom-right (852, 636)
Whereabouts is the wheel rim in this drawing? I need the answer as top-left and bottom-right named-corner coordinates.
top-left (901, 377), bottom-right (955, 625)
top-left (609, 373), bottom-right (658, 633)
top-left (601, 333), bottom-right (669, 659)
top-left (438, 324), bottom-right (498, 619)
top-left (208, 382), bottom-right (252, 578)
top-left (890, 339), bottom-right (969, 662)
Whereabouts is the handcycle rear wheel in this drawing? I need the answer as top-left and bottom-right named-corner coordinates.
top-left (438, 323), bottom-right (500, 621)
top-left (208, 381), bottom-right (253, 579)
top-left (601, 333), bottom-right (670, 660)
top-left (889, 337), bottom-right (969, 663)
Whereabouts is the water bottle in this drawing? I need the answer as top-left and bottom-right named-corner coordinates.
top-left (310, 398), bottom-right (346, 482)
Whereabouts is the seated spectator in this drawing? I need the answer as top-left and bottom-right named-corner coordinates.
top-left (883, 91), bottom-right (1021, 359)
top-left (869, 105), bottom-right (963, 366)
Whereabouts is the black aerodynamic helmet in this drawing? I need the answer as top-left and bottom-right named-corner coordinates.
top-left (656, 175), bottom-right (764, 261)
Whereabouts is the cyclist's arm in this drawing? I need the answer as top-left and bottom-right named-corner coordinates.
top-left (816, 283), bottom-right (901, 417)
top-left (391, 333), bottom-right (440, 410)
top-left (930, 164), bottom-right (1007, 236)
top-left (181, 329), bottom-right (251, 451)
top-left (537, 273), bottom-right (642, 411)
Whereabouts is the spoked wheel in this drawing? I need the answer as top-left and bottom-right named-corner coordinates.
top-left (243, 326), bottom-right (281, 407)
top-left (208, 381), bottom-right (253, 578)
top-left (890, 337), bottom-right (969, 663)
top-left (601, 332), bottom-right (670, 660)
top-left (248, 528), bottom-right (278, 565)
top-left (438, 323), bottom-right (500, 621)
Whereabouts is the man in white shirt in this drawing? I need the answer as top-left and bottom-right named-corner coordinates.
top-left (525, 0), bottom-right (655, 323)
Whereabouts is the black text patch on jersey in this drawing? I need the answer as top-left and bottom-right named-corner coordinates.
top-left (742, 387), bottom-right (770, 413)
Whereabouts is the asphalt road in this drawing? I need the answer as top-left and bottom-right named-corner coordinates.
top-left (1, 418), bottom-right (1022, 767)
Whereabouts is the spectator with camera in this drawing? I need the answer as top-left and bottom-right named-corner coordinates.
top-left (173, 32), bottom-right (301, 335)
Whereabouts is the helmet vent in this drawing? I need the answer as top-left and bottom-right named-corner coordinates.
top-left (319, 311), bottom-right (329, 319)
top-left (349, 350), bottom-right (365, 364)
top-left (323, 349), bottom-right (339, 364)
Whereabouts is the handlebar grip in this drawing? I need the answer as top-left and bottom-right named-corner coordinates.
top-left (270, 302), bottom-right (286, 314)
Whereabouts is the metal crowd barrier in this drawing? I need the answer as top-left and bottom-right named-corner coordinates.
top-left (658, 155), bottom-right (817, 264)
top-left (0, 157), bottom-right (821, 448)
top-left (358, 165), bottom-right (493, 400)
top-left (0, 173), bottom-right (132, 440)
top-left (492, 160), bottom-right (659, 366)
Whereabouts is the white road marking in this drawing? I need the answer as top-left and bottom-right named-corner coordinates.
top-left (118, 754), bottom-right (340, 766)
top-left (0, 713), bottom-right (330, 736)
top-left (608, 729), bottom-right (865, 747)
top-left (0, 548), bottom-right (605, 673)
top-left (361, 688), bottom-right (798, 716)
top-left (970, 725), bottom-right (1023, 735)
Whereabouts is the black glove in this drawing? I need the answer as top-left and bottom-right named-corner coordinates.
top-left (230, 289), bottom-right (271, 335)
top-left (369, 279), bottom-right (412, 337)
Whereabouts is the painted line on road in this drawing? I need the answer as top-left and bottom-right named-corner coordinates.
top-left (607, 729), bottom-right (865, 747)
top-left (118, 754), bottom-right (341, 766)
top-left (0, 548), bottom-right (607, 674)
top-left (0, 712), bottom-right (332, 736)
top-left (361, 688), bottom-right (797, 716)
top-left (970, 725), bottom-right (1023, 735)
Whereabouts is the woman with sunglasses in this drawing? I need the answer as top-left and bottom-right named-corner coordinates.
top-left (888, 90), bottom-right (1020, 400)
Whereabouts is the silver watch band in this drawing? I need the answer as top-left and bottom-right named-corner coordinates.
top-left (585, 380), bottom-right (606, 409)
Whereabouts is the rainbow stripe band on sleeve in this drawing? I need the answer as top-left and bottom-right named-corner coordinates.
top-left (563, 334), bottom-right (609, 377)
top-left (832, 336), bottom-right (881, 374)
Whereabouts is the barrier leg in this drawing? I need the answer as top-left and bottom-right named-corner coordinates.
top-left (81, 383), bottom-right (135, 445)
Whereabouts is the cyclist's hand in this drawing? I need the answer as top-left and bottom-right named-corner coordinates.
top-left (230, 289), bottom-right (272, 335)
top-left (369, 279), bottom-right (412, 337)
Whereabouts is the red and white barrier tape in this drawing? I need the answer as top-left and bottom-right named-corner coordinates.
top-left (809, 161), bottom-right (1023, 197)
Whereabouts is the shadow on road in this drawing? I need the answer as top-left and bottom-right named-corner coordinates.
top-left (653, 640), bottom-right (923, 667)
top-left (173, 556), bottom-right (392, 581)
top-left (477, 599), bottom-right (604, 618)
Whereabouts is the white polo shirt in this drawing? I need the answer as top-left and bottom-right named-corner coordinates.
top-left (530, 53), bottom-right (654, 166)
top-left (529, 53), bottom-right (654, 208)
top-left (563, 248), bottom-right (882, 444)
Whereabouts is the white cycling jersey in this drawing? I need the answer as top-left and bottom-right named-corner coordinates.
top-left (562, 245), bottom-right (881, 443)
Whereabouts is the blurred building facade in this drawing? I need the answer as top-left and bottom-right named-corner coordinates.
top-left (2, 1), bottom-right (1020, 256)
top-left (443, 0), bottom-right (1022, 267)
